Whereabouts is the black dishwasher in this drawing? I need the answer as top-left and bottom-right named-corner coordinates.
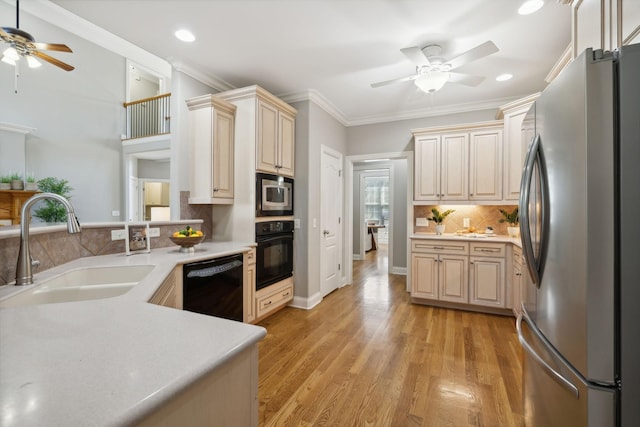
top-left (182, 254), bottom-right (244, 321)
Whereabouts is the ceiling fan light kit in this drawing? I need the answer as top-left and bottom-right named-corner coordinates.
top-left (414, 71), bottom-right (450, 93)
top-left (371, 40), bottom-right (499, 94)
top-left (0, 0), bottom-right (74, 73)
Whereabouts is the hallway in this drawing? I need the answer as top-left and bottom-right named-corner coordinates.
top-left (257, 245), bottom-right (524, 426)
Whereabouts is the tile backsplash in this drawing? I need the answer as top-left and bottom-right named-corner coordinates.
top-left (0, 191), bottom-right (212, 286)
top-left (414, 204), bottom-right (519, 235)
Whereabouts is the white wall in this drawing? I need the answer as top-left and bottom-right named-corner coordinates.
top-left (292, 100), bottom-right (347, 300)
top-left (346, 109), bottom-right (497, 156)
top-left (0, 2), bottom-right (127, 222)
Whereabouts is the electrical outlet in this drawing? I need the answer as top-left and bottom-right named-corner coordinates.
top-left (294, 219), bottom-right (301, 229)
top-left (416, 217), bottom-right (428, 227)
top-left (148, 227), bottom-right (160, 237)
top-left (463, 218), bottom-right (470, 228)
top-left (111, 229), bottom-right (126, 241)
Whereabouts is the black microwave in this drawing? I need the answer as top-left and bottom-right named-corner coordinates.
top-left (256, 173), bottom-right (294, 216)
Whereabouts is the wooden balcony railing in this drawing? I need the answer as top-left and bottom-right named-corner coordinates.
top-left (123, 93), bottom-right (171, 139)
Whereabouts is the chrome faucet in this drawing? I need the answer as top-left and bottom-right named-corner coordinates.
top-left (15, 192), bottom-right (81, 286)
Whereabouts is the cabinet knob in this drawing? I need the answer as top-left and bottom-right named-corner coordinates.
top-left (213, 187), bottom-right (219, 192)
top-left (323, 230), bottom-right (330, 236)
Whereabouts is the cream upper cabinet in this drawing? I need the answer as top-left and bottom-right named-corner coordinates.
top-left (219, 86), bottom-right (296, 179)
top-left (414, 132), bottom-right (468, 201)
top-left (186, 95), bottom-right (236, 204)
top-left (497, 94), bottom-right (539, 201)
top-left (414, 135), bottom-right (441, 200)
top-left (413, 121), bottom-right (503, 203)
top-left (256, 99), bottom-right (295, 177)
top-left (469, 128), bottom-right (503, 201)
top-left (572, 0), bottom-right (640, 57)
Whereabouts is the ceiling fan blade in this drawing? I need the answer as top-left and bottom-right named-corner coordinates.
top-left (371, 74), bottom-right (417, 88)
top-left (448, 72), bottom-right (485, 86)
top-left (33, 42), bottom-right (72, 53)
top-left (445, 41), bottom-right (498, 70)
top-left (32, 50), bottom-right (75, 71)
top-left (400, 46), bottom-right (431, 67)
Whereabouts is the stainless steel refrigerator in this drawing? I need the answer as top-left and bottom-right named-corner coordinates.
top-left (516, 44), bottom-right (640, 426)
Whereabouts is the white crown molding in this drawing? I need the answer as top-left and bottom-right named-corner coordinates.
top-left (0, 122), bottom-right (35, 134)
top-left (171, 61), bottom-right (236, 92)
top-left (18, 0), bottom-right (171, 77)
top-left (347, 96), bottom-right (523, 127)
top-left (280, 89), bottom-right (349, 126)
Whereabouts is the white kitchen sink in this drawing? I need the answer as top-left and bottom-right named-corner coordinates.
top-left (0, 265), bottom-right (155, 308)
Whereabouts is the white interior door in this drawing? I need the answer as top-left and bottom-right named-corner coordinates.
top-left (321, 146), bottom-right (343, 297)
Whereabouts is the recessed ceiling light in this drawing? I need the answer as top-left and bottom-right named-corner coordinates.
top-left (175, 29), bottom-right (195, 42)
top-left (496, 73), bottom-right (513, 82)
top-left (518, 0), bottom-right (544, 15)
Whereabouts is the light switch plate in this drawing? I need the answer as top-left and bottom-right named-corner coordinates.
top-left (294, 219), bottom-right (301, 229)
top-left (463, 218), bottom-right (470, 228)
top-left (111, 229), bottom-right (126, 240)
top-left (416, 217), bottom-right (428, 227)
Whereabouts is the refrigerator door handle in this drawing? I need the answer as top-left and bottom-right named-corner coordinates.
top-left (516, 308), bottom-right (580, 398)
top-left (519, 134), bottom-right (548, 287)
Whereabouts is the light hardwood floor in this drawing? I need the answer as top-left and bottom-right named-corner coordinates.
top-left (257, 245), bottom-right (525, 426)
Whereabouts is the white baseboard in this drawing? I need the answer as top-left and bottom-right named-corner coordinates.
top-left (352, 254), bottom-right (363, 261)
top-left (390, 266), bottom-right (407, 275)
top-left (289, 292), bottom-right (322, 310)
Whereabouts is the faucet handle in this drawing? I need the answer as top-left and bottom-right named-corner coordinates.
top-left (31, 259), bottom-right (41, 269)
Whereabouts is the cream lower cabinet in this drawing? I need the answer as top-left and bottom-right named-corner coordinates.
top-left (149, 266), bottom-right (183, 309)
top-left (244, 249), bottom-right (256, 323)
top-left (254, 277), bottom-right (293, 323)
top-left (411, 240), bottom-right (469, 303)
top-left (511, 246), bottom-right (523, 316)
top-left (411, 239), bottom-right (512, 313)
top-left (469, 242), bottom-right (506, 308)
top-left (186, 94), bottom-right (237, 204)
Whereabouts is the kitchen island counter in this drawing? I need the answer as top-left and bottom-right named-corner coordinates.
top-left (0, 242), bottom-right (266, 427)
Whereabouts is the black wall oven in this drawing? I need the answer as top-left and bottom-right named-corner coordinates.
top-left (256, 173), bottom-right (294, 217)
top-left (255, 220), bottom-right (294, 290)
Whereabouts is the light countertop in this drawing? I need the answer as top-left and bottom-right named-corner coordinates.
top-left (410, 232), bottom-right (522, 247)
top-left (0, 242), bottom-right (266, 427)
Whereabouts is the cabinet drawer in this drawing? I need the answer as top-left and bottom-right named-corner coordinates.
top-left (412, 240), bottom-right (469, 255)
top-left (256, 278), bottom-right (293, 318)
top-left (245, 248), bottom-right (256, 265)
top-left (469, 242), bottom-right (506, 257)
top-left (512, 246), bottom-right (522, 266)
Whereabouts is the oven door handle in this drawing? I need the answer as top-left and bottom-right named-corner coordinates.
top-left (257, 234), bottom-right (293, 244)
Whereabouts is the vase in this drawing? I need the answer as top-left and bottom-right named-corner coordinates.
top-left (508, 226), bottom-right (520, 238)
top-left (0, 183), bottom-right (10, 190)
top-left (11, 179), bottom-right (24, 190)
top-left (25, 182), bottom-right (38, 191)
top-left (435, 224), bottom-right (446, 235)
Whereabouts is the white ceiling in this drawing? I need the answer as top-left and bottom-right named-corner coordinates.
top-left (47, 0), bottom-right (571, 125)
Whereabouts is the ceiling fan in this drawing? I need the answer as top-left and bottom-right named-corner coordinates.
top-left (0, 0), bottom-right (74, 71)
top-left (371, 41), bottom-right (499, 93)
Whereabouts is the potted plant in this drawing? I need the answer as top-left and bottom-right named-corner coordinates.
top-left (25, 173), bottom-right (38, 191)
top-left (499, 207), bottom-right (520, 238)
top-left (33, 177), bottom-right (74, 223)
top-left (428, 207), bottom-right (455, 235)
top-left (0, 175), bottom-right (11, 190)
top-left (10, 172), bottom-right (23, 190)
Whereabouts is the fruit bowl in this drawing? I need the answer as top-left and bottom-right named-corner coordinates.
top-left (169, 234), bottom-right (205, 253)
